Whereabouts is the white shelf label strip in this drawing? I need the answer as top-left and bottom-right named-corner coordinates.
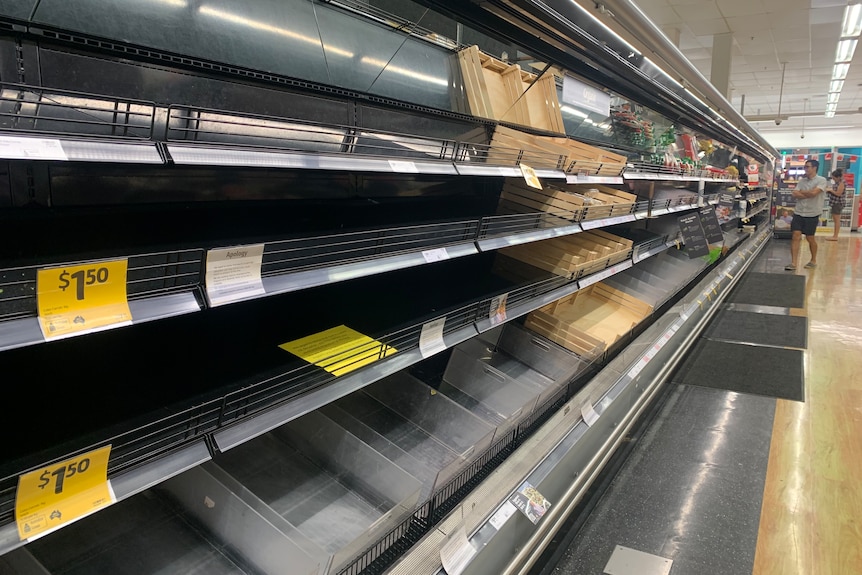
top-left (388, 160), bottom-right (419, 173)
top-left (579, 261), bottom-right (632, 288)
top-left (488, 501), bottom-right (518, 531)
top-left (0, 136), bottom-right (68, 160)
top-left (422, 247), bottom-right (450, 263)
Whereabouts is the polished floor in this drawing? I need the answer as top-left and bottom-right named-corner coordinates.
top-left (537, 234), bottom-right (862, 575)
top-left (752, 234), bottom-right (862, 575)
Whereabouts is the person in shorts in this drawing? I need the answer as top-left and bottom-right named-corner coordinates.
top-left (786, 159), bottom-right (827, 271)
top-left (826, 168), bottom-right (846, 241)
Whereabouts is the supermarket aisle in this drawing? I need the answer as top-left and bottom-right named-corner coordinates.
top-left (531, 235), bottom-right (862, 575)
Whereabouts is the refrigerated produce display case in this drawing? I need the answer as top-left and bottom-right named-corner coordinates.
top-left (0, 1), bottom-right (778, 575)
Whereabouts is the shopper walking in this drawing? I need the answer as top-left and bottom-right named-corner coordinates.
top-left (785, 159), bottom-right (828, 271)
top-left (826, 168), bottom-right (846, 241)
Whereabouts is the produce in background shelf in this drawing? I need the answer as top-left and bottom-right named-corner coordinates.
top-left (610, 103), bottom-right (654, 148)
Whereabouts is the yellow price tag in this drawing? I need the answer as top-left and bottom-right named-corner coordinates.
top-left (37, 259), bottom-right (132, 339)
top-left (519, 164), bottom-right (543, 190)
top-left (16, 446), bottom-right (114, 540)
top-left (279, 325), bottom-right (397, 377)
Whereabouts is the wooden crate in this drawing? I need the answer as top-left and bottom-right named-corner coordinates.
top-left (589, 229), bottom-right (634, 249)
top-left (489, 126), bottom-right (626, 176)
top-left (459, 125), bottom-right (565, 169)
top-left (458, 123), bottom-right (626, 177)
top-left (499, 180), bottom-right (590, 219)
top-left (497, 230), bottom-right (631, 279)
top-left (458, 46), bottom-right (565, 133)
top-left (572, 184), bottom-right (638, 203)
top-left (511, 70), bottom-right (566, 134)
top-left (565, 184), bottom-right (638, 221)
top-left (550, 137), bottom-right (627, 176)
top-left (491, 252), bottom-right (570, 284)
top-left (524, 283), bottom-right (652, 351)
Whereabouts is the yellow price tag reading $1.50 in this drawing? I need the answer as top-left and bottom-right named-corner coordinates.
top-left (37, 259), bottom-right (132, 339)
top-left (16, 445), bottom-right (115, 540)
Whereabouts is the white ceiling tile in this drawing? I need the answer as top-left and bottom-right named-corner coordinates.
top-left (763, 0), bottom-right (809, 10)
top-left (744, 55), bottom-right (780, 68)
top-left (740, 44), bottom-right (778, 57)
top-left (769, 11), bottom-right (810, 28)
top-left (681, 47), bottom-right (712, 59)
top-left (633, 0), bottom-right (671, 9)
top-left (692, 34), bottom-right (714, 48)
top-left (635, 0), bottom-right (862, 130)
top-left (809, 6), bottom-right (844, 25)
top-left (723, 15), bottom-right (770, 33)
top-left (679, 34), bottom-right (706, 49)
top-left (810, 22), bottom-right (841, 39)
top-left (810, 0), bottom-right (847, 7)
top-left (673, 3), bottom-right (723, 20)
top-left (687, 18), bottom-right (731, 35)
top-left (717, 0), bottom-right (768, 17)
top-left (782, 25), bottom-right (813, 39)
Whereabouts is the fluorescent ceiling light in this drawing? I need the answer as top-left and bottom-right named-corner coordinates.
top-left (825, 111), bottom-right (836, 117)
top-left (828, 92), bottom-right (841, 104)
top-left (560, 105), bottom-right (589, 118)
top-left (359, 57), bottom-right (448, 87)
top-left (199, 6), bottom-right (354, 58)
top-left (835, 39), bottom-right (858, 62)
top-left (826, 102), bottom-right (838, 112)
top-left (830, 79), bottom-right (845, 92)
top-left (842, 3), bottom-right (862, 37)
top-left (833, 63), bottom-right (850, 79)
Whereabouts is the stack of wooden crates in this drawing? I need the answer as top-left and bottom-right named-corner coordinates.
top-left (498, 180), bottom-right (638, 222)
top-left (495, 229), bottom-right (633, 280)
top-left (458, 46), bottom-right (651, 359)
top-left (457, 45), bottom-right (627, 176)
top-left (458, 45), bottom-right (564, 134)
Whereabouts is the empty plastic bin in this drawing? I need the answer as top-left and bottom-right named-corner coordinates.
top-left (4, 489), bottom-right (258, 575)
top-left (183, 409), bottom-right (422, 575)
top-left (327, 371), bottom-right (496, 499)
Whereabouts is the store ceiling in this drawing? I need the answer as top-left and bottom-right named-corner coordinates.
top-left (593, 0), bottom-right (862, 145)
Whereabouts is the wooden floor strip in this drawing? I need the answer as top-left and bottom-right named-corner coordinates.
top-left (753, 236), bottom-right (862, 575)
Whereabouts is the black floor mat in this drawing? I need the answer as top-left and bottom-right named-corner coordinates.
top-left (704, 310), bottom-right (808, 349)
top-left (726, 272), bottom-right (806, 309)
top-left (672, 339), bottom-right (805, 401)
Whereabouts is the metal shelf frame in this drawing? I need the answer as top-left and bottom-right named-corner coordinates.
top-left (0, 219), bottom-right (689, 549)
top-left (0, 186), bottom-right (717, 353)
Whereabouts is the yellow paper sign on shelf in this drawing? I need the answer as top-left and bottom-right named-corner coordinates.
top-left (279, 325), bottom-right (397, 377)
top-left (37, 259), bottom-right (132, 340)
top-left (16, 445), bottom-right (115, 540)
top-left (519, 164), bottom-right (542, 190)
